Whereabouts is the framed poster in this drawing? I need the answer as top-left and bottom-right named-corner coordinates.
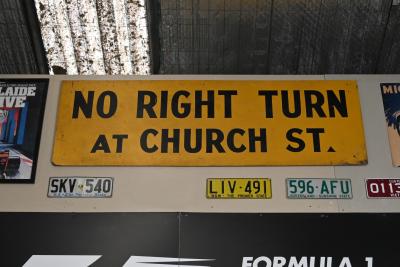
top-left (380, 83), bottom-right (400, 167)
top-left (0, 79), bottom-right (48, 183)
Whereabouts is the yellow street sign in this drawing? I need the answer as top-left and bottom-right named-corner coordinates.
top-left (207, 178), bottom-right (272, 199)
top-left (52, 80), bottom-right (367, 166)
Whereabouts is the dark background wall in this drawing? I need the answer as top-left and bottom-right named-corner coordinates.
top-left (155, 0), bottom-right (400, 74)
top-left (0, 0), bottom-right (48, 74)
top-left (378, 3), bottom-right (400, 73)
top-left (0, 0), bottom-right (399, 74)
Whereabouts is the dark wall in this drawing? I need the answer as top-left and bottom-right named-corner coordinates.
top-left (0, 0), bottom-right (399, 75)
top-left (155, 0), bottom-right (400, 74)
top-left (377, 5), bottom-right (400, 73)
top-left (1, 212), bottom-right (400, 266)
top-left (0, 0), bottom-right (48, 74)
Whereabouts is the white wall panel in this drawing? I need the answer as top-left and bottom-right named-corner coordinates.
top-left (0, 75), bottom-right (398, 213)
top-left (328, 75), bottom-right (400, 212)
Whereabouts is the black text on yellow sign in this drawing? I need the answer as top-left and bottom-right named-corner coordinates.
top-left (207, 178), bottom-right (272, 199)
top-left (53, 80), bottom-right (367, 166)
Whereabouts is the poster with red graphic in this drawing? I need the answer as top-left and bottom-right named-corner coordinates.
top-left (0, 79), bottom-right (48, 183)
top-left (380, 83), bottom-right (400, 167)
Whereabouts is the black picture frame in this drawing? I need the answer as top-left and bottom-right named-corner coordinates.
top-left (0, 78), bottom-right (48, 184)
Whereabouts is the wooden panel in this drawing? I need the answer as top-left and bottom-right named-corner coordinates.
top-left (0, 0), bottom-right (48, 74)
top-left (158, 0), bottom-right (273, 74)
top-left (159, 0), bottom-right (178, 73)
top-left (208, 0), bottom-right (225, 73)
top-left (239, 0), bottom-right (272, 74)
top-left (296, 0), bottom-right (325, 74)
top-left (342, 0), bottom-right (392, 73)
top-left (156, 0), bottom-right (397, 74)
top-left (377, 5), bottom-right (400, 73)
top-left (0, 0), bottom-right (397, 74)
top-left (267, 1), bottom-right (304, 74)
top-left (267, 0), bottom-right (392, 74)
top-left (222, 0), bottom-right (240, 73)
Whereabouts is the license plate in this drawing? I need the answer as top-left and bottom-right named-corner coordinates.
top-left (286, 178), bottom-right (352, 199)
top-left (206, 178), bottom-right (272, 199)
top-left (48, 177), bottom-right (113, 198)
top-left (366, 178), bottom-right (400, 198)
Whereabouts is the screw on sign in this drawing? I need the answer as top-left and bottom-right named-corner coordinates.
top-left (366, 178), bottom-right (400, 198)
